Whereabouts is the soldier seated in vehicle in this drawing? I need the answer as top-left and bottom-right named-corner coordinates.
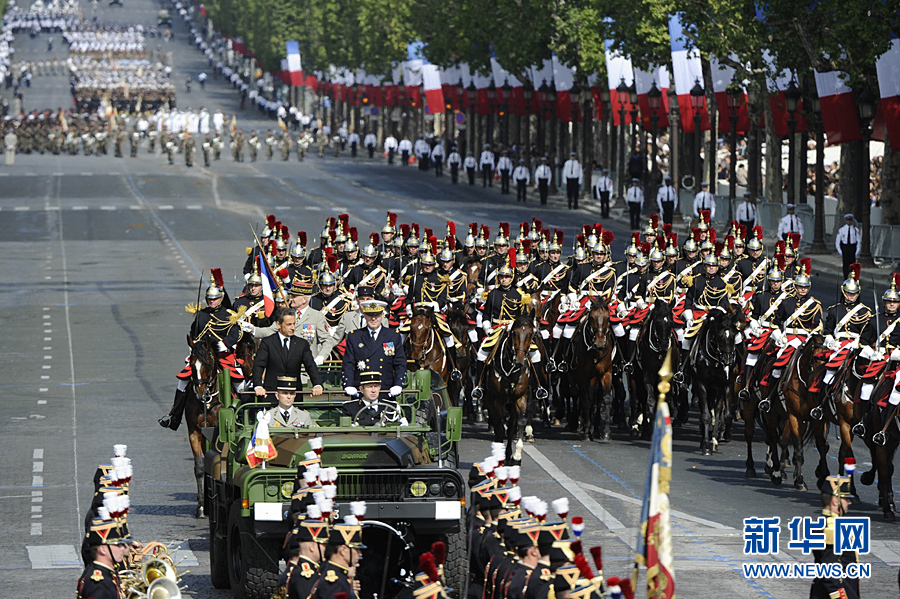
top-left (266, 376), bottom-right (313, 427)
top-left (341, 371), bottom-right (404, 426)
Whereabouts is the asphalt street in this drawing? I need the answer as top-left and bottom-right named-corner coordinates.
top-left (1, 1), bottom-right (897, 598)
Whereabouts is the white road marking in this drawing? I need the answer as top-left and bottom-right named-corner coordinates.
top-left (42, 365), bottom-right (51, 369)
top-left (39, 388), bottom-right (48, 392)
top-left (32, 505), bottom-right (41, 513)
top-left (41, 375), bottom-right (49, 379)
top-left (42, 315), bottom-right (50, 319)
top-left (871, 540), bottom-right (900, 563)
top-left (130, 205), bottom-right (142, 210)
top-left (30, 524), bottom-right (42, 536)
top-left (15, 206), bottom-right (30, 211)
top-left (37, 400), bottom-right (47, 405)
top-left (33, 462), bottom-right (43, 472)
top-left (158, 205), bottom-right (174, 210)
top-left (72, 206), bottom-right (88, 211)
top-left (186, 204), bottom-right (202, 210)
top-left (26, 545), bottom-right (81, 568)
top-left (522, 445), bottom-right (625, 529)
top-left (32, 476), bottom-right (43, 487)
top-left (100, 206), bottom-right (117, 211)
top-left (305, 206), bottom-right (321, 211)
top-left (33, 449), bottom-right (43, 459)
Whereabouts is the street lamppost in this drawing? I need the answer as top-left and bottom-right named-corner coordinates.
top-left (599, 87), bottom-right (610, 169)
top-left (668, 88), bottom-right (680, 196)
top-left (856, 88), bottom-right (876, 263)
top-left (486, 81), bottom-right (497, 147)
top-left (810, 95), bottom-right (827, 253)
top-left (582, 86), bottom-right (593, 196)
top-left (647, 81), bottom-right (662, 188)
top-left (499, 78), bottom-right (511, 147)
top-left (628, 81), bottom-right (639, 155)
top-left (570, 79), bottom-right (582, 157)
top-left (616, 77), bottom-right (629, 200)
top-left (451, 78), bottom-right (464, 149)
top-left (467, 81), bottom-right (477, 152)
top-left (522, 80), bottom-right (534, 166)
top-left (746, 86), bottom-right (760, 200)
top-left (690, 78), bottom-right (705, 194)
top-left (538, 79), bottom-right (550, 155)
top-left (726, 86), bottom-right (741, 217)
top-left (784, 79), bottom-right (801, 205)
top-left (398, 82), bottom-right (407, 138)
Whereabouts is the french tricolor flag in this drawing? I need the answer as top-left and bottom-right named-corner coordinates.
top-left (491, 58), bottom-right (524, 115)
top-left (709, 56), bottom-right (749, 133)
top-left (472, 67), bottom-right (493, 116)
top-left (408, 41), bottom-right (444, 113)
top-left (876, 36), bottom-right (900, 151)
top-left (552, 55), bottom-right (577, 123)
top-left (668, 14), bottom-right (710, 133)
top-left (285, 41), bottom-right (303, 86)
top-left (634, 65), bottom-right (670, 130)
top-left (258, 253), bottom-right (277, 317)
top-left (762, 51), bottom-right (808, 137)
top-left (814, 70), bottom-right (860, 145)
top-left (530, 60), bottom-right (555, 116)
top-left (604, 39), bottom-right (635, 127)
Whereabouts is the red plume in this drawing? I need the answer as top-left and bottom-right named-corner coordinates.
top-left (556, 230), bottom-right (565, 246)
top-left (508, 247), bottom-right (516, 269)
top-left (849, 262), bottom-right (861, 281)
top-left (650, 214), bottom-right (659, 230)
top-left (894, 273), bottom-right (900, 289)
top-left (429, 236), bottom-right (438, 255)
top-left (370, 232), bottom-right (380, 246)
top-left (589, 546), bottom-right (602, 572)
top-left (269, 240), bottom-right (277, 255)
top-left (542, 228), bottom-right (551, 242)
top-left (266, 214), bottom-right (276, 227)
top-left (570, 540), bottom-right (582, 556)
top-left (753, 225), bottom-right (763, 240)
top-left (325, 246), bottom-right (334, 259)
top-left (499, 222), bottom-right (510, 238)
top-left (576, 233), bottom-right (585, 247)
top-left (620, 578), bottom-right (635, 599)
top-left (349, 227), bottom-right (358, 243)
top-left (273, 220), bottom-right (282, 233)
top-left (281, 225), bottom-right (289, 240)
top-left (775, 240), bottom-right (785, 255)
top-left (640, 242), bottom-right (651, 255)
top-left (583, 224), bottom-right (592, 237)
top-left (326, 216), bottom-right (337, 231)
top-left (411, 223), bottom-right (420, 238)
top-left (419, 552), bottom-right (439, 583)
top-left (663, 223), bottom-right (672, 236)
top-left (522, 222), bottom-right (530, 236)
top-left (446, 235), bottom-right (456, 250)
top-left (424, 228), bottom-right (434, 241)
top-left (798, 257), bottom-right (811, 275)
top-left (669, 232), bottom-right (678, 246)
top-left (776, 254), bottom-right (786, 271)
top-left (469, 222), bottom-right (478, 236)
top-left (327, 255), bottom-right (338, 273)
top-left (692, 228), bottom-right (701, 242)
top-left (532, 218), bottom-right (542, 232)
top-left (481, 225), bottom-right (490, 240)
top-left (789, 232), bottom-right (801, 250)
top-left (739, 224), bottom-right (747, 240)
top-left (298, 231), bottom-right (307, 247)
top-left (328, 229), bottom-right (337, 243)
top-left (431, 541), bottom-right (446, 567)
top-left (400, 224), bottom-right (410, 239)
top-left (708, 228), bottom-right (717, 245)
top-left (278, 268), bottom-right (289, 280)
top-left (335, 593), bottom-right (348, 599)
top-left (715, 241), bottom-right (724, 256)
top-left (726, 235), bottom-right (735, 251)
top-left (593, 223), bottom-right (603, 237)
top-left (522, 239), bottom-right (532, 254)
top-left (658, 236), bottom-right (667, 251)
top-left (573, 554), bottom-right (594, 580)
top-left (338, 213), bottom-right (349, 227)
top-left (388, 212), bottom-right (397, 226)
top-left (631, 232), bottom-right (640, 246)
top-left (602, 231), bottom-right (614, 246)
top-left (700, 209), bottom-right (710, 223)
top-left (210, 268), bottom-right (224, 288)
top-left (447, 221), bottom-right (457, 237)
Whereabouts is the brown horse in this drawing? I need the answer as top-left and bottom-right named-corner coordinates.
top-left (404, 306), bottom-right (451, 390)
top-left (569, 299), bottom-right (616, 441)
top-left (483, 314), bottom-right (539, 464)
top-left (446, 304), bottom-right (474, 416)
top-left (860, 369), bottom-right (900, 521)
top-left (465, 261), bottom-right (483, 302)
top-left (184, 335), bottom-right (223, 518)
top-left (762, 333), bottom-right (827, 490)
top-left (234, 334), bottom-right (258, 391)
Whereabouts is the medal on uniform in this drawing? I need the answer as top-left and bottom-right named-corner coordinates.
top-left (383, 342), bottom-right (395, 356)
top-left (358, 360), bottom-right (367, 370)
top-left (325, 570), bottom-right (339, 583)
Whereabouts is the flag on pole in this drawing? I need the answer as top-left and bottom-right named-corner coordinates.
top-left (709, 56), bottom-right (750, 134)
top-left (605, 39), bottom-right (635, 126)
top-left (761, 51), bottom-right (808, 137)
top-left (286, 41), bottom-right (303, 86)
top-left (814, 70), bottom-right (861, 145)
top-left (258, 252), bottom-right (278, 317)
top-left (876, 36), bottom-right (900, 151)
top-left (668, 14), bottom-right (710, 133)
top-left (634, 65), bottom-right (670, 130)
top-left (552, 55), bottom-right (576, 122)
top-left (635, 349), bottom-right (675, 599)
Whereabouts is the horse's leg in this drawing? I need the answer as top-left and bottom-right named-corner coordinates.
top-left (189, 429), bottom-right (205, 518)
top-left (697, 383), bottom-right (712, 455)
top-left (875, 441), bottom-right (897, 521)
top-left (788, 411), bottom-right (807, 492)
top-left (836, 418), bottom-right (860, 501)
top-left (579, 378), bottom-right (592, 442)
top-left (599, 380), bottom-right (612, 442)
top-left (744, 390), bottom-right (757, 478)
top-left (813, 419), bottom-right (831, 490)
top-left (641, 375), bottom-right (657, 442)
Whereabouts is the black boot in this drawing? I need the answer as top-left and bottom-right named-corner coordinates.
top-left (158, 389), bottom-right (187, 431)
top-left (852, 401), bottom-right (870, 437)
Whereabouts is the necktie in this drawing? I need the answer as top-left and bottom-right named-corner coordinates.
top-left (371, 330), bottom-right (377, 341)
top-left (283, 410), bottom-right (290, 422)
top-left (283, 338), bottom-right (289, 353)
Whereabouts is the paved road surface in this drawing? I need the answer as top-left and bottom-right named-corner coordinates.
top-left (1, 1), bottom-right (897, 598)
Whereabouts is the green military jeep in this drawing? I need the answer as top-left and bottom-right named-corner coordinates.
top-left (204, 366), bottom-right (465, 599)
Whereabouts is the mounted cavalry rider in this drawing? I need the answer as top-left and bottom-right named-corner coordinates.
top-left (856, 274), bottom-right (900, 438)
top-left (513, 244), bottom-right (540, 296)
top-left (759, 262), bottom-right (823, 412)
top-left (740, 254), bottom-right (791, 400)
top-left (439, 244), bottom-right (468, 305)
top-left (232, 264), bottom-right (272, 329)
top-left (158, 269), bottom-right (242, 430)
top-left (343, 240), bottom-right (388, 297)
top-left (473, 250), bottom-right (535, 399)
top-left (738, 225), bottom-right (768, 296)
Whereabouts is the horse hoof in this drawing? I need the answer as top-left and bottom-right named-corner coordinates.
top-left (873, 432), bottom-right (886, 446)
top-left (195, 506), bottom-right (205, 519)
top-left (475, 412), bottom-right (484, 423)
top-left (581, 433), bottom-right (588, 441)
top-left (630, 427), bottom-right (640, 439)
top-left (795, 482), bottom-right (808, 492)
top-left (702, 448), bottom-right (711, 456)
top-left (745, 468), bottom-right (757, 479)
top-left (771, 474), bottom-right (783, 486)
top-left (600, 432), bottom-right (611, 442)
top-left (526, 436), bottom-right (535, 443)
top-left (884, 511), bottom-right (897, 523)
top-left (851, 423), bottom-right (865, 437)
top-left (809, 407), bottom-right (824, 421)
top-left (860, 471), bottom-right (876, 486)
top-left (553, 419), bottom-right (562, 426)
top-left (758, 400), bottom-right (770, 414)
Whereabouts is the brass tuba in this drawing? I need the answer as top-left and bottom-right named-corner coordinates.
top-left (120, 543), bottom-right (185, 599)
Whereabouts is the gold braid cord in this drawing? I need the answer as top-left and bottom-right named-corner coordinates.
top-left (499, 294), bottom-right (523, 320)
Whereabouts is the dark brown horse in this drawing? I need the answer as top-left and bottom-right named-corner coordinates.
top-left (483, 314), bottom-right (539, 464)
top-left (860, 369), bottom-right (900, 521)
top-left (465, 261), bottom-right (483, 302)
top-left (570, 299), bottom-right (615, 441)
top-left (234, 334), bottom-right (258, 392)
top-left (446, 304), bottom-right (474, 415)
top-left (185, 335), bottom-right (223, 517)
top-left (404, 306), bottom-right (451, 390)
top-left (632, 299), bottom-right (679, 439)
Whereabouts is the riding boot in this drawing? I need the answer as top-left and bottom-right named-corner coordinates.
top-left (158, 389), bottom-right (187, 431)
top-left (673, 347), bottom-right (691, 383)
top-left (448, 348), bottom-right (462, 381)
top-left (852, 401), bottom-right (869, 437)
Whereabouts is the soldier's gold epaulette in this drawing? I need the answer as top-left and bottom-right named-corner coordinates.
top-left (228, 305), bottom-right (248, 324)
top-left (246, 247), bottom-right (253, 255)
top-left (481, 291), bottom-right (489, 301)
top-left (439, 274), bottom-right (450, 284)
top-left (725, 283), bottom-right (736, 295)
top-left (682, 275), bottom-right (694, 288)
top-left (521, 293), bottom-right (532, 305)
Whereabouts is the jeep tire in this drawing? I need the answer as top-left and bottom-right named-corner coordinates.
top-left (209, 509), bottom-right (230, 589)
top-left (227, 502), bottom-right (280, 599)
top-left (441, 514), bottom-right (468, 594)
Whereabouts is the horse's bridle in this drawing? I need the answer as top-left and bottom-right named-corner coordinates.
top-left (703, 314), bottom-right (736, 368)
top-left (583, 310), bottom-right (613, 358)
top-left (646, 310), bottom-right (672, 355)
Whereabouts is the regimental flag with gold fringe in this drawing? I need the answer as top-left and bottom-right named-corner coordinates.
top-left (634, 350), bottom-right (675, 598)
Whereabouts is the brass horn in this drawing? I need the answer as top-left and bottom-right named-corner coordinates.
top-left (142, 557), bottom-right (177, 584)
top-left (146, 576), bottom-right (181, 599)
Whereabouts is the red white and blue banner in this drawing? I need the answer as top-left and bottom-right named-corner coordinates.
top-left (814, 70), bottom-right (861, 145)
top-left (551, 55), bottom-right (577, 122)
top-left (634, 65), bottom-right (670, 131)
top-left (635, 375), bottom-right (675, 599)
top-left (709, 56), bottom-right (750, 134)
top-left (761, 51), bottom-right (809, 137)
top-left (668, 14), bottom-right (709, 133)
top-left (876, 36), bottom-right (900, 150)
top-left (604, 39), bottom-right (635, 126)
top-left (258, 253), bottom-right (278, 318)
top-left (285, 41), bottom-right (303, 86)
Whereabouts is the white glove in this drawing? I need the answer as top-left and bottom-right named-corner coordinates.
top-left (636, 298), bottom-right (647, 311)
top-left (859, 345), bottom-right (876, 360)
top-left (217, 341), bottom-right (228, 353)
top-left (748, 318), bottom-right (759, 332)
top-left (483, 320), bottom-right (493, 333)
top-left (344, 386), bottom-right (358, 397)
top-left (391, 283), bottom-right (403, 297)
top-left (399, 417), bottom-right (409, 426)
top-left (239, 321), bottom-right (255, 334)
top-left (684, 309), bottom-right (694, 324)
top-left (824, 334), bottom-right (836, 349)
top-left (616, 304), bottom-right (627, 318)
top-left (389, 385), bottom-right (403, 397)
top-left (243, 272), bottom-right (251, 282)
top-left (772, 330), bottom-right (787, 348)
top-left (567, 292), bottom-right (579, 305)
top-left (891, 348), bottom-right (900, 362)
top-left (314, 355), bottom-right (325, 366)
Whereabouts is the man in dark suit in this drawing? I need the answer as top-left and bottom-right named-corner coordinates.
top-left (341, 300), bottom-right (407, 397)
top-left (253, 307), bottom-right (324, 398)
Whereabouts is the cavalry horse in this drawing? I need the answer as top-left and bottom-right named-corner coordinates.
top-left (688, 305), bottom-right (743, 455)
top-left (184, 335), bottom-right (224, 518)
top-left (860, 368), bottom-right (900, 521)
top-left (632, 299), bottom-right (679, 439)
top-left (569, 299), bottom-right (616, 441)
top-left (760, 333), bottom-right (827, 490)
top-left (403, 306), bottom-right (452, 401)
top-left (482, 314), bottom-right (540, 463)
top-left (446, 303), bottom-right (475, 417)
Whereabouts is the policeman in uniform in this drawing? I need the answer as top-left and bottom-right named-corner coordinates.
top-left (593, 168), bottom-right (613, 218)
top-left (341, 300), bottom-right (407, 397)
top-left (656, 176), bottom-right (678, 225)
top-left (497, 150), bottom-right (514, 194)
top-left (810, 476), bottom-right (859, 599)
top-left (464, 151), bottom-right (478, 185)
top-left (513, 159), bottom-right (530, 202)
top-left (158, 271), bottom-right (239, 430)
top-left (447, 145), bottom-right (462, 183)
top-left (312, 518), bottom-right (366, 599)
top-left (480, 143), bottom-right (495, 187)
top-left (835, 213), bottom-right (860, 279)
top-left (626, 178), bottom-right (644, 230)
